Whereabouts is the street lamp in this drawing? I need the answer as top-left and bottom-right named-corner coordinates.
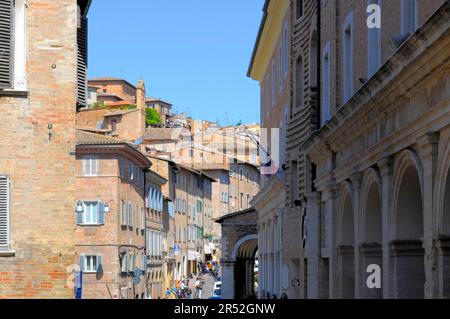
top-left (103, 203), bottom-right (110, 213)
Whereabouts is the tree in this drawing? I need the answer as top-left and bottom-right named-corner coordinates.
top-left (146, 108), bottom-right (162, 127)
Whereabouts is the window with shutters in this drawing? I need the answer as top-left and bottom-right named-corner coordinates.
top-left (128, 202), bottom-right (133, 228)
top-left (80, 254), bottom-right (102, 273)
top-left (77, 5), bottom-right (88, 107)
top-left (119, 158), bottom-right (127, 179)
top-left (82, 155), bottom-right (99, 177)
top-left (0, 0), bottom-right (13, 89)
top-left (128, 162), bottom-right (134, 180)
top-left (120, 200), bottom-right (127, 226)
top-left (0, 176), bottom-right (10, 250)
top-left (78, 201), bottom-right (104, 225)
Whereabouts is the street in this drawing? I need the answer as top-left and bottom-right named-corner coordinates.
top-left (188, 273), bottom-right (218, 299)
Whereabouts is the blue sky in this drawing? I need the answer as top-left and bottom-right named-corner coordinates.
top-left (88, 0), bottom-right (264, 125)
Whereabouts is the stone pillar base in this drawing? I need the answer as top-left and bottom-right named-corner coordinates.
top-left (360, 242), bottom-right (382, 299)
top-left (390, 240), bottom-right (425, 299)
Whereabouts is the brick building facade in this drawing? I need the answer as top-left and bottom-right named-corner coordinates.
top-left (0, 0), bottom-right (90, 298)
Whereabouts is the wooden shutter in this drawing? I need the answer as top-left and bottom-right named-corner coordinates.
top-left (121, 255), bottom-right (127, 273)
top-left (98, 202), bottom-right (105, 225)
top-left (96, 255), bottom-right (103, 273)
top-left (76, 204), bottom-right (84, 225)
top-left (0, 0), bottom-right (13, 89)
top-left (0, 176), bottom-right (9, 249)
top-left (77, 14), bottom-right (88, 106)
top-left (79, 255), bottom-right (86, 272)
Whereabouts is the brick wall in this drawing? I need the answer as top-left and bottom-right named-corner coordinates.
top-left (0, 0), bottom-right (79, 299)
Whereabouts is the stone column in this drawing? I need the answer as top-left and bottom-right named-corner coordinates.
top-left (221, 260), bottom-right (235, 299)
top-left (305, 192), bottom-right (321, 299)
top-left (258, 223), bottom-right (264, 299)
top-left (321, 182), bottom-right (339, 299)
top-left (435, 237), bottom-right (450, 298)
top-left (417, 133), bottom-right (440, 299)
top-left (378, 157), bottom-right (393, 298)
top-left (350, 172), bottom-right (363, 298)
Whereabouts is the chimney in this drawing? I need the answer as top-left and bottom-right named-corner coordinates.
top-left (137, 80), bottom-right (146, 111)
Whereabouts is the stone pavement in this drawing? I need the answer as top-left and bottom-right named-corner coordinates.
top-left (188, 273), bottom-right (217, 299)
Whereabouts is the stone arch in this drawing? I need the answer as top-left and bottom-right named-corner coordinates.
top-left (337, 181), bottom-right (355, 299)
top-left (435, 137), bottom-right (450, 235)
top-left (231, 234), bottom-right (258, 261)
top-left (338, 181), bottom-right (354, 245)
top-left (390, 149), bottom-right (425, 299)
top-left (359, 168), bottom-right (383, 298)
top-left (360, 168), bottom-right (382, 243)
top-left (231, 234), bottom-right (258, 299)
top-left (434, 135), bottom-right (450, 298)
top-left (391, 149), bottom-right (424, 240)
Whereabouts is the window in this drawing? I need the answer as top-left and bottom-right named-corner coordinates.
top-left (368, 0), bottom-right (381, 78)
top-left (402, 0), bottom-right (417, 35)
top-left (121, 200), bottom-right (127, 226)
top-left (343, 13), bottom-right (354, 104)
top-left (0, 0), bottom-right (27, 91)
top-left (128, 202), bottom-right (133, 228)
top-left (240, 193), bottom-right (244, 209)
top-left (284, 24), bottom-right (289, 76)
top-left (128, 162), bottom-right (134, 180)
top-left (296, 56), bottom-right (304, 108)
top-left (111, 120), bottom-right (117, 132)
top-left (296, 0), bottom-right (303, 20)
top-left (77, 5), bottom-right (88, 107)
top-left (119, 158), bottom-right (126, 179)
top-left (141, 207), bottom-right (145, 230)
top-left (322, 43), bottom-right (331, 125)
top-left (272, 61), bottom-right (276, 105)
top-left (0, 176), bottom-right (10, 250)
top-left (82, 202), bottom-right (102, 225)
top-left (279, 46), bottom-right (283, 92)
top-left (79, 254), bottom-right (102, 273)
top-left (82, 155), bottom-right (99, 176)
top-left (197, 199), bottom-right (203, 213)
top-left (189, 150), bottom-right (194, 158)
top-left (0, 0), bottom-right (13, 89)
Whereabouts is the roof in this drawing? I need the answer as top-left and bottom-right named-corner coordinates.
top-left (75, 125), bottom-right (112, 134)
top-left (143, 128), bottom-right (187, 141)
top-left (76, 130), bottom-right (152, 167)
top-left (247, 0), bottom-right (270, 77)
top-left (104, 108), bottom-right (138, 117)
top-left (177, 164), bottom-right (216, 182)
top-left (76, 130), bottom-right (126, 145)
top-left (215, 207), bottom-right (256, 224)
top-left (146, 98), bottom-right (173, 107)
top-left (89, 77), bottom-right (137, 89)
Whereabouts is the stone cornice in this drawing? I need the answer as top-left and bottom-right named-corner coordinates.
top-left (302, 2), bottom-right (450, 159)
top-left (253, 176), bottom-right (286, 213)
